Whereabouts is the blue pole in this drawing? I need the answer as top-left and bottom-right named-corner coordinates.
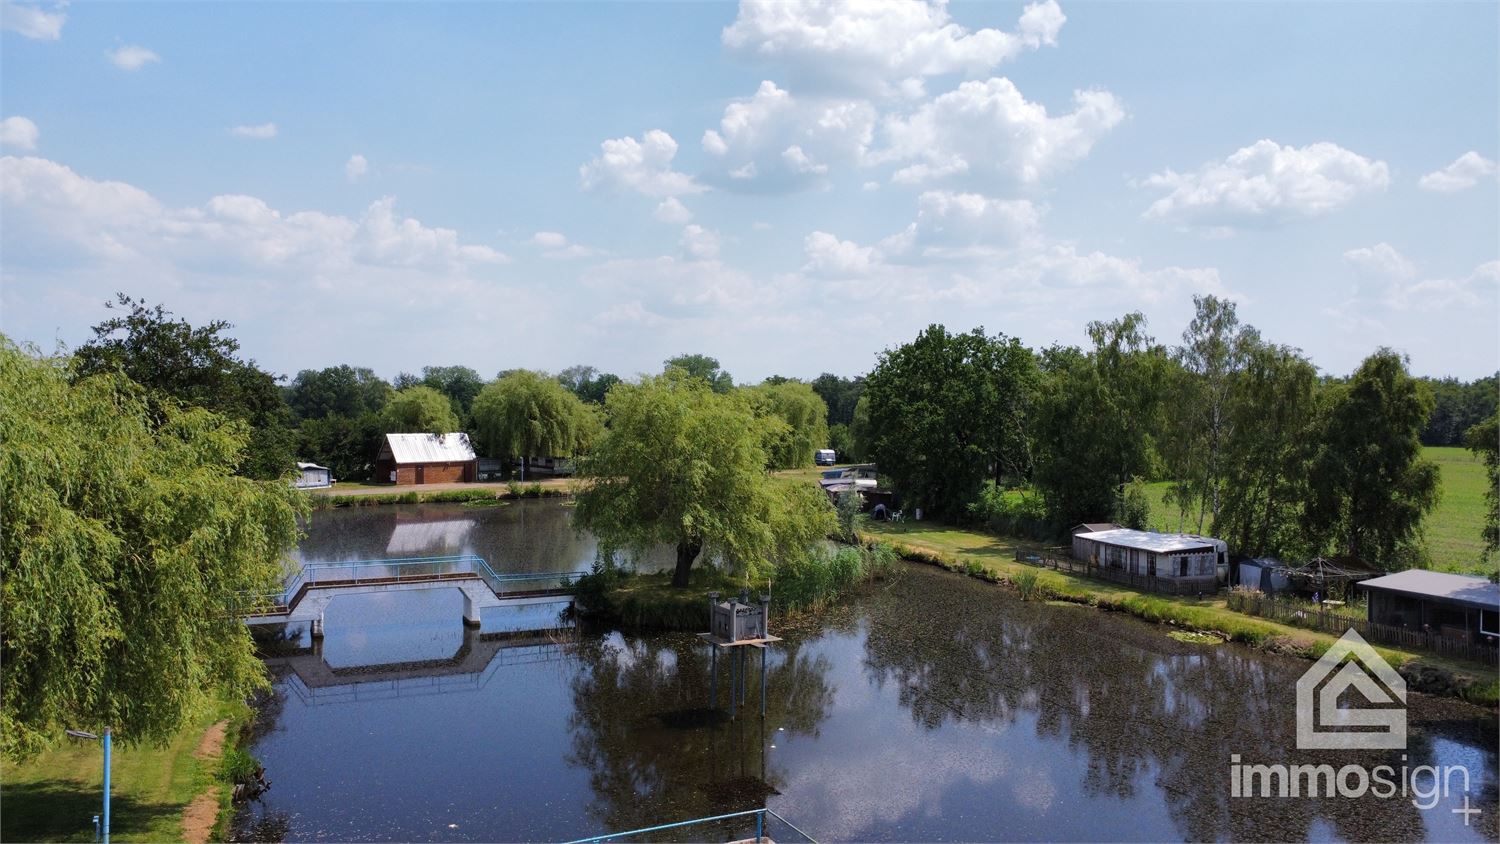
top-left (756, 808), bottom-right (764, 843)
top-left (101, 728), bottom-right (111, 844)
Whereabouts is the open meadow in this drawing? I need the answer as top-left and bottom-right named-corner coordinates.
top-left (1144, 446), bottom-right (1491, 575)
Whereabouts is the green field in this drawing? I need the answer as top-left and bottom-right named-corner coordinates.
top-left (1144, 446), bottom-right (1492, 575)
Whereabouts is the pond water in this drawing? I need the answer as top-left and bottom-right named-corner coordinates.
top-left (238, 501), bottom-right (1498, 842)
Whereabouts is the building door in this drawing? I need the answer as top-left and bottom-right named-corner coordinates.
top-left (1147, 554), bottom-right (1156, 576)
top-left (416, 465), bottom-right (425, 484)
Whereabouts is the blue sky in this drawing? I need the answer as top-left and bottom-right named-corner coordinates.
top-left (3, 1), bottom-right (1496, 382)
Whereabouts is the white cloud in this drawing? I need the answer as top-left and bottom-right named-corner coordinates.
top-left (701, 81), bottom-right (875, 192)
top-left (1, 1), bottom-right (66, 40)
top-left (1386, 261), bottom-right (1499, 311)
top-left (107, 44), bottom-right (159, 70)
top-left (1418, 151), bottom-right (1497, 193)
top-left (1142, 140), bottom-right (1390, 230)
top-left (680, 224), bottom-right (721, 260)
top-left (1342, 243), bottom-right (1415, 279)
top-left (862, 181), bottom-right (880, 191)
top-left (345, 153), bottom-right (368, 182)
top-left (530, 230), bottom-right (595, 260)
top-left (229, 123), bottom-right (278, 140)
top-left (653, 196), bottom-right (693, 224)
top-left (0, 155), bottom-right (508, 274)
top-left (871, 79), bottom-right (1125, 186)
top-left (722, 0), bottom-right (1065, 98)
top-left (579, 129), bottom-right (704, 197)
top-left (881, 190), bottom-right (1042, 260)
top-left (0, 116), bottom-right (39, 151)
top-left (803, 230), bottom-right (880, 275)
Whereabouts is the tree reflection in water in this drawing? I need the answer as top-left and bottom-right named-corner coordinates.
top-left (861, 566), bottom-right (1496, 842)
top-left (566, 631), bottom-right (834, 836)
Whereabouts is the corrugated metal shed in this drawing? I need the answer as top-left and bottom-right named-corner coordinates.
top-left (384, 433), bottom-right (476, 464)
top-left (1358, 570), bottom-right (1500, 611)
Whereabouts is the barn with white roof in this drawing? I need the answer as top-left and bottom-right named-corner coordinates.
top-left (374, 432), bottom-right (477, 485)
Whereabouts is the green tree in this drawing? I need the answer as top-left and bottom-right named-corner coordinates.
top-left (1168, 295), bottom-right (1257, 532)
top-left (556, 365), bottom-right (622, 405)
top-left (471, 370), bottom-right (599, 478)
top-left (863, 325), bottom-right (1038, 518)
top-left (1214, 341), bottom-right (1320, 559)
top-left (664, 353), bottom-right (733, 393)
top-left (296, 412), bottom-right (386, 482)
top-left (748, 380), bottom-right (831, 469)
top-left (574, 373), bottom-right (834, 587)
top-left (418, 365), bottom-right (486, 420)
top-left (1033, 313), bottom-right (1168, 531)
top-left (72, 294), bottom-right (296, 481)
top-left (285, 365), bottom-right (392, 421)
top-left (1304, 350), bottom-right (1440, 568)
top-left (810, 373), bottom-right (865, 426)
top-left (382, 385), bottom-right (461, 433)
top-left (1465, 413), bottom-right (1498, 564)
top-left (1, 338), bottom-right (304, 758)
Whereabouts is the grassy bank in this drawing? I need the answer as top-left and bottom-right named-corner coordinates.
top-left (1144, 445), bottom-right (1492, 576)
top-left (858, 519), bottom-right (1498, 706)
top-left (0, 699), bottom-right (250, 843)
top-left (306, 483), bottom-right (569, 510)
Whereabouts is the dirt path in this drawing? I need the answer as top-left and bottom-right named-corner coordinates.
top-left (181, 719), bottom-right (230, 844)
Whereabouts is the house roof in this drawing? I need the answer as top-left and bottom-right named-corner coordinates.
top-left (296, 462), bottom-right (329, 471)
top-left (1074, 528), bottom-right (1222, 553)
top-left (1357, 570), bottom-right (1500, 611)
top-left (1073, 522), bottom-right (1124, 534)
top-left (383, 432), bottom-right (476, 464)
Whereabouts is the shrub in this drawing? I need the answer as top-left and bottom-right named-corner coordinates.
top-left (1013, 569), bottom-right (1043, 600)
top-left (965, 483), bottom-right (1051, 540)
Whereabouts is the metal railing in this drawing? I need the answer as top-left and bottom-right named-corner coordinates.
top-left (566, 807), bottom-right (816, 844)
top-left (245, 554), bottom-right (588, 617)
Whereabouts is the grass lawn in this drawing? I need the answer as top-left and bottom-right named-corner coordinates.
top-left (0, 701), bottom-right (240, 843)
top-left (1142, 446), bottom-right (1491, 576)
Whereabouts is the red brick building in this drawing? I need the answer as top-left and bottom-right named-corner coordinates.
top-left (374, 433), bottom-right (478, 485)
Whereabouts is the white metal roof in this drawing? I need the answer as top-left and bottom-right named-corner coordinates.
top-left (296, 462), bottom-right (329, 471)
top-left (1357, 570), bottom-right (1500, 611)
top-left (1075, 528), bottom-right (1222, 553)
top-left (384, 432), bottom-right (476, 464)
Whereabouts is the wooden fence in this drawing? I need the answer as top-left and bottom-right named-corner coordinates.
top-left (1015, 549), bottom-right (1219, 597)
top-left (1228, 591), bottom-right (1499, 665)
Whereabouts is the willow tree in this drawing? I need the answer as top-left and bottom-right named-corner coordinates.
top-left (748, 379), bottom-right (830, 469)
top-left (381, 385), bottom-right (461, 433)
top-left (1, 338), bottom-right (303, 758)
top-left (470, 370), bottom-right (599, 479)
top-left (573, 372), bottom-right (833, 587)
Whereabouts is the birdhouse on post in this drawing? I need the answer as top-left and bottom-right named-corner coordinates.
top-left (709, 589), bottom-right (769, 642)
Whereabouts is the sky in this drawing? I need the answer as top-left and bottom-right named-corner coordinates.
top-left (2, 0), bottom-right (1497, 383)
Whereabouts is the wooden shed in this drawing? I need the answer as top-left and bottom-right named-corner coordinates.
top-left (375, 433), bottom-right (477, 485)
top-left (1358, 570), bottom-right (1500, 645)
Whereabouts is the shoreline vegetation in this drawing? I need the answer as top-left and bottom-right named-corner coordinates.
top-left (576, 503), bottom-right (1497, 709)
top-left (304, 480), bottom-right (574, 510)
top-left (0, 697), bottom-right (253, 844)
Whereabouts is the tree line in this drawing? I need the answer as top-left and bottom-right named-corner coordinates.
top-left (856, 297), bottom-right (1497, 573)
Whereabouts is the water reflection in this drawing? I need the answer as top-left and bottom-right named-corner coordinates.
top-left (564, 634), bottom-right (835, 837)
top-left (295, 499), bottom-right (675, 574)
top-left (242, 529), bottom-right (1496, 843)
top-left (854, 566), bottom-right (1498, 842)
